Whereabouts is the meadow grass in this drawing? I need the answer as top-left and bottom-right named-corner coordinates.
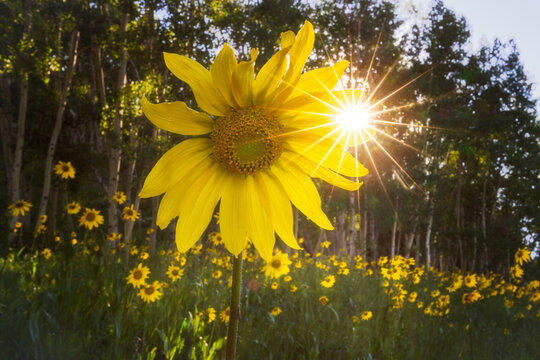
top-left (0, 234), bottom-right (538, 360)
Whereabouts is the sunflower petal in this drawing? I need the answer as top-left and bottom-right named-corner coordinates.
top-left (284, 135), bottom-right (368, 178)
top-left (141, 97), bottom-right (214, 135)
top-left (271, 159), bottom-right (333, 230)
top-left (272, 21), bottom-right (315, 106)
top-left (175, 165), bottom-right (223, 253)
top-left (156, 155), bottom-right (215, 229)
top-left (163, 52), bottom-right (229, 116)
top-left (220, 174), bottom-right (249, 256)
top-left (257, 172), bottom-right (301, 250)
top-left (282, 151), bottom-right (362, 191)
top-left (139, 138), bottom-right (213, 198)
top-left (231, 61), bottom-right (254, 108)
top-left (245, 176), bottom-right (275, 261)
top-left (286, 60), bottom-right (349, 101)
top-left (210, 44), bottom-right (238, 108)
top-left (253, 48), bottom-right (289, 106)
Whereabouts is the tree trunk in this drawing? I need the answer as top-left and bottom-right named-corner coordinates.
top-left (106, 12), bottom-right (129, 236)
top-left (348, 191), bottom-right (358, 259)
top-left (35, 29), bottom-right (80, 232)
top-left (390, 195), bottom-right (399, 258)
top-left (425, 203), bottom-right (434, 268)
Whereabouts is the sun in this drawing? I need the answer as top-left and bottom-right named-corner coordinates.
top-left (335, 104), bottom-right (371, 132)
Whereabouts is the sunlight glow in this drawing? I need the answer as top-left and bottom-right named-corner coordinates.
top-left (336, 104), bottom-right (371, 132)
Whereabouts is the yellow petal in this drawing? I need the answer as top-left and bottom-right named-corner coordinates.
top-left (286, 60), bottom-right (349, 101)
top-left (271, 158), bottom-right (333, 230)
top-left (257, 172), bottom-right (301, 250)
top-left (156, 155), bottom-right (215, 229)
top-left (210, 44), bottom-right (238, 108)
top-left (139, 138), bottom-right (213, 198)
top-left (281, 31), bottom-right (295, 48)
top-left (141, 97), bottom-right (214, 135)
top-left (250, 48), bottom-right (259, 62)
top-left (220, 174), bottom-right (248, 256)
top-left (245, 175), bottom-right (275, 261)
top-left (175, 164), bottom-right (224, 253)
top-left (282, 151), bottom-right (362, 191)
top-left (253, 47), bottom-right (289, 106)
top-left (284, 135), bottom-right (368, 178)
top-left (163, 52), bottom-right (229, 116)
top-left (272, 21), bottom-right (315, 106)
top-left (231, 61), bottom-right (254, 108)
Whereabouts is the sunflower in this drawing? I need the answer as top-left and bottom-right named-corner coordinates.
top-left (206, 307), bottom-right (217, 323)
top-left (360, 311), bottom-right (373, 320)
top-left (39, 214), bottom-right (47, 223)
top-left (122, 204), bottom-right (140, 221)
top-left (263, 251), bottom-right (292, 279)
top-left (66, 201), bottom-right (81, 214)
top-left (78, 208), bottom-right (104, 230)
top-left (126, 263), bottom-right (150, 288)
top-left (319, 296), bottom-right (329, 306)
top-left (270, 307), bottom-right (282, 316)
top-left (166, 265), bottom-right (183, 282)
top-left (140, 21), bottom-right (368, 261)
top-left (8, 199), bottom-right (32, 217)
top-left (113, 191), bottom-right (127, 205)
top-left (138, 281), bottom-right (163, 303)
top-left (54, 161), bottom-right (76, 179)
top-left (320, 274), bottom-right (336, 288)
top-left (514, 247), bottom-right (531, 266)
top-left (220, 306), bottom-right (230, 323)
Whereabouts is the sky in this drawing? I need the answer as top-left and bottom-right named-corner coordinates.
top-left (397, 0), bottom-right (540, 106)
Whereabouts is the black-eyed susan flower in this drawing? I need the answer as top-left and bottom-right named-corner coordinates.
top-left (167, 265), bottom-right (184, 282)
top-left (263, 251), bottom-right (292, 279)
top-left (8, 199), bottom-right (32, 216)
top-left (39, 214), bottom-right (47, 223)
top-left (126, 263), bottom-right (150, 288)
top-left (510, 265), bottom-right (524, 279)
top-left (271, 281), bottom-right (279, 290)
top-left (122, 204), bottom-right (140, 221)
top-left (54, 161), bottom-right (75, 179)
top-left (515, 247), bottom-right (531, 266)
top-left (42, 248), bottom-right (52, 259)
top-left (112, 191), bottom-right (127, 205)
top-left (464, 274), bottom-right (477, 288)
top-left (206, 307), bottom-right (217, 323)
top-left (290, 285), bottom-right (298, 293)
top-left (360, 311), bottom-right (372, 320)
top-left (66, 201), bottom-right (81, 214)
top-left (139, 21), bottom-right (368, 261)
top-left (138, 281), bottom-right (163, 303)
top-left (319, 296), bottom-right (329, 306)
top-left (107, 232), bottom-right (122, 241)
top-left (321, 274), bottom-right (336, 288)
top-left (220, 306), bottom-right (230, 323)
top-left (78, 208), bottom-right (104, 230)
top-left (270, 307), bottom-right (282, 316)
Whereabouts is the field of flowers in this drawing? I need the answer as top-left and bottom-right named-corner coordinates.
top-left (1, 200), bottom-right (539, 359)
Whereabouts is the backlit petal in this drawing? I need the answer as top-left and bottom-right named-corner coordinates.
top-left (253, 48), bottom-right (289, 106)
top-left (245, 175), bottom-right (275, 261)
top-left (141, 97), bottom-right (214, 135)
top-left (257, 172), bottom-right (301, 250)
top-left (231, 61), bottom-right (254, 108)
top-left (220, 174), bottom-right (249, 256)
top-left (139, 138), bottom-right (213, 198)
top-left (163, 52), bottom-right (229, 116)
top-left (271, 159), bottom-right (333, 230)
top-left (210, 44), bottom-right (238, 108)
top-left (176, 164), bottom-right (224, 252)
top-left (286, 60), bottom-right (349, 101)
top-left (156, 155), bottom-right (215, 229)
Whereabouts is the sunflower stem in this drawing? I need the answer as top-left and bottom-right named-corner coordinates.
top-left (226, 253), bottom-right (243, 360)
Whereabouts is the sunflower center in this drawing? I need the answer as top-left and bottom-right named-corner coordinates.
top-left (211, 108), bottom-right (282, 174)
top-left (133, 269), bottom-right (142, 280)
top-left (271, 259), bottom-right (282, 269)
top-left (62, 165), bottom-right (70, 172)
top-left (86, 213), bottom-right (96, 222)
top-left (145, 286), bottom-right (155, 295)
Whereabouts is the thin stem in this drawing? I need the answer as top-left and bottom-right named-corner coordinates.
top-left (225, 253), bottom-right (243, 360)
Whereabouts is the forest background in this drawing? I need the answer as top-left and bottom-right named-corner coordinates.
top-left (1, 0), bottom-right (539, 277)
